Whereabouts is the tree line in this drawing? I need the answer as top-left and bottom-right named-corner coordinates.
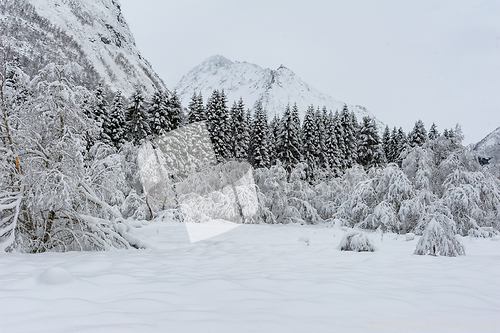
top-left (93, 86), bottom-right (461, 183)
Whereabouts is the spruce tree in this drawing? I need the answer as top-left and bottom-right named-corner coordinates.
top-left (395, 127), bottom-right (408, 166)
top-left (230, 98), bottom-right (249, 160)
top-left (93, 83), bottom-right (111, 143)
top-left (302, 105), bottom-right (318, 180)
top-left (125, 89), bottom-right (150, 145)
top-left (278, 103), bottom-right (302, 174)
top-left (387, 127), bottom-right (399, 163)
top-left (107, 91), bottom-right (127, 147)
top-left (357, 116), bottom-right (384, 169)
top-left (250, 101), bottom-right (270, 168)
top-left (339, 105), bottom-right (357, 169)
top-left (269, 114), bottom-right (281, 165)
top-left (166, 90), bottom-right (184, 131)
top-left (206, 89), bottom-right (231, 161)
top-left (316, 107), bottom-right (328, 169)
top-left (325, 110), bottom-right (342, 177)
top-left (428, 122), bottom-right (439, 141)
top-left (187, 92), bottom-right (206, 123)
top-left (382, 125), bottom-right (391, 162)
top-left (148, 90), bottom-right (169, 136)
top-left (408, 119), bottom-right (427, 147)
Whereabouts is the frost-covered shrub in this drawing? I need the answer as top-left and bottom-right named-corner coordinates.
top-left (468, 227), bottom-right (499, 238)
top-left (414, 214), bottom-right (465, 257)
top-left (338, 231), bottom-right (377, 252)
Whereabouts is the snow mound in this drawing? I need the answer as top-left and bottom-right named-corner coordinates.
top-left (405, 233), bottom-right (415, 241)
top-left (338, 231), bottom-right (377, 252)
top-left (298, 236), bottom-right (310, 245)
top-left (39, 267), bottom-right (75, 285)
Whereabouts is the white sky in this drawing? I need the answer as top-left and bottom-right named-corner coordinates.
top-left (120, 0), bottom-right (500, 144)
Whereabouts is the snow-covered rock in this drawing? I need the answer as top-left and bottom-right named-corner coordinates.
top-left (474, 126), bottom-right (500, 171)
top-left (338, 231), bottom-right (377, 252)
top-left (176, 55), bottom-right (383, 129)
top-left (405, 233), bottom-right (415, 241)
top-left (1, 0), bottom-right (165, 94)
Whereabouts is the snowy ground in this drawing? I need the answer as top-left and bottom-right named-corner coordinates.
top-left (1, 221), bottom-right (499, 333)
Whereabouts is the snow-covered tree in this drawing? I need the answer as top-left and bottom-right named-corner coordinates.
top-left (206, 89), bottom-right (231, 161)
top-left (230, 98), bottom-right (249, 160)
top-left (250, 101), bottom-right (270, 168)
top-left (187, 91), bottom-right (206, 124)
top-left (148, 90), bottom-right (169, 137)
top-left (339, 105), bottom-right (357, 169)
top-left (414, 212), bottom-right (465, 257)
top-left (107, 91), bottom-right (127, 148)
top-left (269, 114), bottom-right (281, 166)
top-left (382, 125), bottom-right (391, 162)
top-left (357, 116), bottom-right (384, 169)
top-left (278, 103), bottom-right (302, 175)
top-left (302, 105), bottom-right (318, 181)
top-left (408, 120), bottom-right (427, 147)
top-left (428, 122), bottom-right (439, 141)
top-left (125, 88), bottom-right (150, 145)
top-left (324, 110), bottom-right (342, 177)
top-left (166, 90), bottom-right (184, 131)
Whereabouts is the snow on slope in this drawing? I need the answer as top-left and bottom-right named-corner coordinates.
top-left (474, 126), bottom-right (500, 169)
top-left (176, 55), bottom-right (383, 128)
top-left (3, 0), bottom-right (165, 94)
top-left (1, 221), bottom-right (499, 332)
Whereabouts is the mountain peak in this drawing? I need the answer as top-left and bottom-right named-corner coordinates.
top-left (203, 55), bottom-right (233, 68)
top-left (175, 57), bottom-right (382, 129)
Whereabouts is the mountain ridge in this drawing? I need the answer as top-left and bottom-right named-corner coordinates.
top-left (176, 55), bottom-right (383, 128)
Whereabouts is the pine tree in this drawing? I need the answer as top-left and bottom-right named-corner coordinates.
top-left (125, 89), bottom-right (150, 145)
top-left (333, 110), bottom-right (345, 172)
top-left (205, 89), bottom-right (231, 161)
top-left (250, 101), bottom-right (270, 168)
top-left (166, 90), bottom-right (184, 131)
top-left (93, 83), bottom-right (111, 143)
top-left (357, 116), bottom-right (384, 169)
top-left (230, 98), bottom-right (249, 159)
top-left (278, 103), bottom-right (302, 174)
top-left (382, 125), bottom-right (391, 162)
top-left (316, 107), bottom-right (328, 169)
top-left (408, 119), bottom-right (427, 147)
top-left (187, 92), bottom-right (206, 124)
top-left (302, 105), bottom-right (318, 180)
top-left (148, 90), bottom-right (169, 136)
top-left (339, 105), bottom-right (357, 169)
top-left (269, 114), bottom-right (281, 165)
top-left (325, 110), bottom-right (342, 177)
top-left (246, 109), bottom-right (254, 160)
top-left (387, 127), bottom-right (399, 163)
top-left (92, 83), bottom-right (108, 124)
top-left (107, 91), bottom-right (126, 147)
top-left (395, 127), bottom-right (407, 166)
top-left (428, 122), bottom-right (439, 141)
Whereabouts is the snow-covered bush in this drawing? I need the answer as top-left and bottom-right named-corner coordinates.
top-left (0, 62), bottom-right (139, 252)
top-left (414, 214), bottom-right (465, 257)
top-left (338, 231), bottom-right (377, 252)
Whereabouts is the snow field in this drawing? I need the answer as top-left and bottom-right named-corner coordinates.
top-left (1, 222), bottom-right (499, 333)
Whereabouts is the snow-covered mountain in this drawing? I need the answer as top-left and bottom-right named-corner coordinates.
top-left (1, 0), bottom-right (165, 94)
top-left (176, 55), bottom-right (381, 127)
top-left (474, 126), bottom-right (500, 169)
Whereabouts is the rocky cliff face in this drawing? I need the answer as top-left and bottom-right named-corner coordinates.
top-left (1, 0), bottom-right (165, 94)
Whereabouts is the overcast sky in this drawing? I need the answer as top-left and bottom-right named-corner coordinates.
top-left (120, 0), bottom-right (500, 144)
